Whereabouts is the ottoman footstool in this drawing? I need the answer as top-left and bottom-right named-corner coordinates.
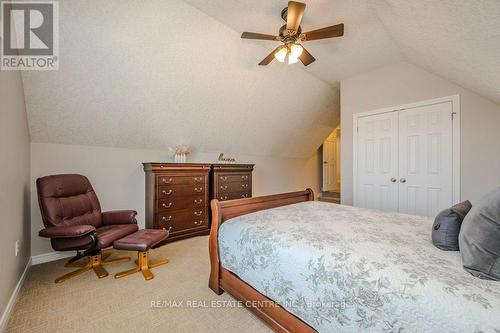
top-left (113, 229), bottom-right (169, 280)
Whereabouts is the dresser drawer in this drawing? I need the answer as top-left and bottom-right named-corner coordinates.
top-left (158, 208), bottom-right (206, 223)
top-left (157, 208), bottom-right (208, 234)
top-left (217, 191), bottom-right (251, 201)
top-left (157, 195), bottom-right (206, 211)
top-left (217, 181), bottom-right (250, 193)
top-left (156, 175), bottom-right (206, 186)
top-left (217, 173), bottom-right (251, 183)
top-left (157, 184), bottom-right (205, 198)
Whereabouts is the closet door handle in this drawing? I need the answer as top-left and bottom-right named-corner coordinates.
top-left (390, 178), bottom-right (397, 183)
top-left (400, 178), bottom-right (406, 183)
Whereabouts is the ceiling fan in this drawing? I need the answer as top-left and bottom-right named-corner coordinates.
top-left (241, 1), bottom-right (344, 66)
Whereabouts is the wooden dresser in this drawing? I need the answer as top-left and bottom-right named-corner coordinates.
top-left (211, 164), bottom-right (254, 201)
top-left (143, 163), bottom-right (254, 242)
top-left (143, 163), bottom-right (211, 242)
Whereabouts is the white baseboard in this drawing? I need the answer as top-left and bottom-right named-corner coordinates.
top-left (31, 251), bottom-right (73, 265)
top-left (0, 258), bottom-right (31, 332)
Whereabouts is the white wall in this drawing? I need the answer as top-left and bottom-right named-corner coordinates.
top-left (0, 69), bottom-right (31, 324)
top-left (31, 143), bottom-right (321, 256)
top-left (341, 61), bottom-right (500, 205)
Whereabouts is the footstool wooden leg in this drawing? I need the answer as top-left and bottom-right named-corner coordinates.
top-left (114, 266), bottom-right (141, 279)
top-left (135, 257), bottom-right (169, 268)
top-left (149, 258), bottom-right (169, 268)
top-left (114, 250), bottom-right (168, 281)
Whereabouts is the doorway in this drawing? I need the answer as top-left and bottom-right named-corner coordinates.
top-left (320, 126), bottom-right (341, 203)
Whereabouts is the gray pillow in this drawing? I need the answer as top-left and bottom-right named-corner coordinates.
top-left (459, 187), bottom-right (500, 280)
top-left (432, 200), bottom-right (472, 251)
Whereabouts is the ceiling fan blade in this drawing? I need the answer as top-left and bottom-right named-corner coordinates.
top-left (286, 1), bottom-right (306, 32)
top-left (299, 47), bottom-right (315, 66)
top-left (259, 47), bottom-right (281, 66)
top-left (303, 23), bottom-right (344, 41)
top-left (241, 32), bottom-right (278, 41)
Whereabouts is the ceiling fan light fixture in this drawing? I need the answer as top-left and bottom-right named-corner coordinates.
top-left (274, 46), bottom-right (288, 62)
top-left (290, 43), bottom-right (303, 58)
top-left (288, 54), bottom-right (299, 65)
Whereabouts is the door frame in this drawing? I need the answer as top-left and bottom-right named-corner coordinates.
top-left (353, 94), bottom-right (461, 208)
top-left (322, 133), bottom-right (336, 192)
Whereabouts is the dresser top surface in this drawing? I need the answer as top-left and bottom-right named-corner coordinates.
top-left (143, 162), bottom-right (254, 172)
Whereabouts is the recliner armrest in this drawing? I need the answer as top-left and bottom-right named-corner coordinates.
top-left (101, 210), bottom-right (138, 225)
top-left (39, 225), bottom-right (96, 238)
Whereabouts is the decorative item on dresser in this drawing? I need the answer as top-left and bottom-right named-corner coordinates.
top-left (143, 163), bottom-right (254, 242)
top-left (211, 164), bottom-right (254, 202)
top-left (143, 163), bottom-right (211, 242)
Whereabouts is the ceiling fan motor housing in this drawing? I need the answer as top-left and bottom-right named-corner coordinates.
top-left (279, 24), bottom-right (302, 39)
top-left (280, 7), bottom-right (288, 21)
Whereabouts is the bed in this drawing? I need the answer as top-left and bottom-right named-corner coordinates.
top-left (208, 189), bottom-right (500, 332)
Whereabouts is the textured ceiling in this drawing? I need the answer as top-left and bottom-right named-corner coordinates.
top-left (374, 0), bottom-right (500, 105)
top-left (184, 0), bottom-right (403, 85)
top-left (21, 0), bottom-right (337, 158)
top-left (185, 0), bottom-right (500, 104)
top-left (20, 0), bottom-right (500, 159)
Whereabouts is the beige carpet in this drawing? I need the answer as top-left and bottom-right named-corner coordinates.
top-left (6, 236), bottom-right (271, 333)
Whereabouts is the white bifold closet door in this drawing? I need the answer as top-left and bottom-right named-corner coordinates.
top-left (357, 101), bottom-right (454, 217)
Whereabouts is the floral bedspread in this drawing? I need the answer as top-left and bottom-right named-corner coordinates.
top-left (218, 201), bottom-right (500, 332)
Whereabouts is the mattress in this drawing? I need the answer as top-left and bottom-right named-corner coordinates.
top-left (218, 201), bottom-right (500, 332)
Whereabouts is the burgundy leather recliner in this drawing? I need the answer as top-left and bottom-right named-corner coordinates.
top-left (37, 174), bottom-right (139, 283)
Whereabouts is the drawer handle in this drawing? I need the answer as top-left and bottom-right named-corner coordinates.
top-left (194, 199), bottom-right (203, 204)
top-left (194, 220), bottom-right (204, 226)
top-left (194, 211), bottom-right (203, 216)
top-left (194, 187), bottom-right (203, 193)
top-left (162, 216), bottom-right (172, 221)
top-left (220, 185), bottom-right (228, 190)
top-left (162, 189), bottom-right (173, 195)
top-left (220, 176), bottom-right (227, 181)
top-left (241, 194), bottom-right (249, 198)
top-left (241, 184), bottom-right (248, 188)
top-left (162, 226), bottom-right (172, 232)
top-left (162, 178), bottom-right (173, 183)
top-left (193, 177), bottom-right (203, 182)
top-left (162, 203), bottom-right (172, 208)
top-left (220, 196), bottom-right (228, 201)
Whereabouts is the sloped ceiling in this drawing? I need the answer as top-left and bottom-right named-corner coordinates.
top-left (374, 0), bottom-right (500, 105)
top-left (21, 0), bottom-right (500, 159)
top-left (21, 0), bottom-right (337, 158)
top-left (186, 0), bottom-right (500, 104)
top-left (184, 0), bottom-right (403, 85)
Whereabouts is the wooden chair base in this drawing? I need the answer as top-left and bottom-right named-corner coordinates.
top-left (114, 250), bottom-right (168, 281)
top-left (55, 251), bottom-right (130, 283)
